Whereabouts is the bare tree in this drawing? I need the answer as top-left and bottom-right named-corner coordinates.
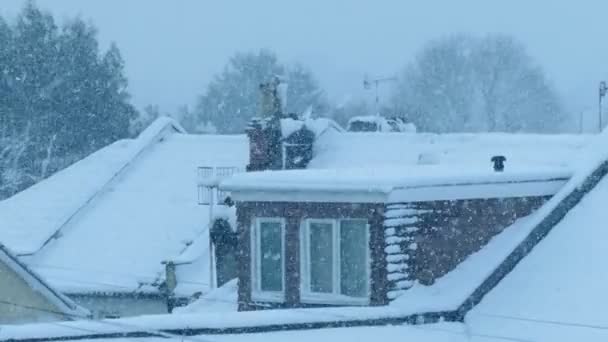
top-left (194, 49), bottom-right (328, 134)
top-left (391, 34), bottom-right (567, 133)
top-left (0, 124), bottom-right (33, 197)
top-left (472, 35), bottom-right (565, 132)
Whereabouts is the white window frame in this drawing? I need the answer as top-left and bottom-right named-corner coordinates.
top-left (251, 217), bottom-right (286, 302)
top-left (300, 218), bottom-right (370, 305)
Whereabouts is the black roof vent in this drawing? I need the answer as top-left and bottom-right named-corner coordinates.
top-left (491, 155), bottom-right (506, 172)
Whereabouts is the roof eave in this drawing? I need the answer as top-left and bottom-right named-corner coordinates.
top-left (230, 189), bottom-right (389, 203)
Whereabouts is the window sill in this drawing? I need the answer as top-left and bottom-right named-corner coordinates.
top-left (251, 291), bottom-right (285, 303)
top-left (300, 293), bottom-right (369, 306)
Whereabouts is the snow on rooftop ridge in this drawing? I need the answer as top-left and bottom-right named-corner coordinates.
top-left (221, 165), bottom-right (571, 203)
top-left (0, 244), bottom-right (90, 319)
top-left (0, 117), bottom-right (184, 255)
top-left (135, 116), bottom-right (185, 145)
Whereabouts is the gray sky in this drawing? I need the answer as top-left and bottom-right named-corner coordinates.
top-left (3, 0), bottom-right (607, 127)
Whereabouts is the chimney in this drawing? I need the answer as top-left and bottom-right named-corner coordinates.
top-left (245, 76), bottom-right (316, 171)
top-left (245, 77), bottom-right (285, 172)
top-left (245, 118), bottom-right (283, 171)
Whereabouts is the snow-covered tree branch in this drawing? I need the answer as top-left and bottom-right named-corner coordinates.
top-left (390, 34), bottom-right (569, 133)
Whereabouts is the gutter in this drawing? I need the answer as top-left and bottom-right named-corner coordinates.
top-left (0, 310), bottom-right (460, 342)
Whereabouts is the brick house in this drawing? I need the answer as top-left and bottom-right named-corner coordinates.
top-left (219, 113), bottom-right (575, 311)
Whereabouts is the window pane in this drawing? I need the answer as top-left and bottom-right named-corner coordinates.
top-left (340, 220), bottom-right (368, 297)
top-left (259, 221), bottom-right (282, 292)
top-left (309, 222), bottom-right (334, 293)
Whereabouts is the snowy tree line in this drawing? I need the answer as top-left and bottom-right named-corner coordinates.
top-left (0, 3), bottom-right (569, 200)
top-left (0, 3), bottom-right (136, 199)
top-left (176, 36), bottom-right (566, 134)
top-left (137, 50), bottom-right (331, 134)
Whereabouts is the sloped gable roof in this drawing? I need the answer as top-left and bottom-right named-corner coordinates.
top-left (28, 132), bottom-right (248, 294)
top-left (0, 117), bottom-right (249, 295)
top-left (0, 117), bottom-right (185, 256)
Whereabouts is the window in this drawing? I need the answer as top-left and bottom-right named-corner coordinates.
top-left (301, 219), bottom-right (369, 304)
top-left (309, 221), bottom-right (334, 293)
top-left (252, 218), bottom-right (285, 301)
top-left (340, 220), bottom-right (369, 297)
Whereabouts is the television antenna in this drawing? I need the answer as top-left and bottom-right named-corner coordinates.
top-left (363, 74), bottom-right (397, 116)
top-left (599, 81), bottom-right (607, 132)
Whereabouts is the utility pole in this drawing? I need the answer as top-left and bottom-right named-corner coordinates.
top-left (599, 81), bottom-right (607, 133)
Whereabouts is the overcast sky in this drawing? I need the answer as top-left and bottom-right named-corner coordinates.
top-left (3, 0), bottom-right (608, 126)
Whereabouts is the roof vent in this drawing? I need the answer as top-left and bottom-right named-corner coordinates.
top-left (491, 155), bottom-right (506, 172)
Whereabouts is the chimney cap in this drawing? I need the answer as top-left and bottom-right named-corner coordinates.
top-left (491, 155), bottom-right (506, 172)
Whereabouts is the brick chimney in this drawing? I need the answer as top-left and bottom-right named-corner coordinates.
top-left (246, 77), bottom-right (284, 171)
top-left (246, 117), bottom-right (283, 171)
top-left (245, 76), bottom-right (315, 171)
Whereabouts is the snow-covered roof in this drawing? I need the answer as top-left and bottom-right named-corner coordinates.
top-left (220, 129), bottom-right (586, 202)
top-left (221, 165), bottom-right (570, 203)
top-left (309, 131), bottom-right (590, 169)
top-left (280, 117), bottom-right (344, 138)
top-left (0, 117), bottom-right (185, 256)
top-left (0, 125), bottom-right (601, 339)
top-left (0, 118), bottom-right (249, 295)
top-left (466, 180), bottom-right (608, 339)
top-left (0, 244), bottom-right (90, 319)
top-left (463, 131), bottom-right (608, 340)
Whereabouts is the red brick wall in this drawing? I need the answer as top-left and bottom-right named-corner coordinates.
top-left (236, 202), bottom-right (386, 311)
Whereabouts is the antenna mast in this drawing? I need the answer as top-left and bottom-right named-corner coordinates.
top-left (363, 74), bottom-right (397, 116)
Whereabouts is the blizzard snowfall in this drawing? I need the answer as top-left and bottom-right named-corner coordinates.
top-left (2, 2), bottom-right (607, 339)
top-left (4, 130), bottom-right (608, 341)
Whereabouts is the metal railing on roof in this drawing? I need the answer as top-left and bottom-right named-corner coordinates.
top-left (197, 166), bottom-right (242, 205)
